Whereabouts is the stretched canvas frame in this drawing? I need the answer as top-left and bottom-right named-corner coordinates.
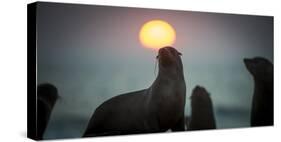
top-left (28, 2), bottom-right (274, 140)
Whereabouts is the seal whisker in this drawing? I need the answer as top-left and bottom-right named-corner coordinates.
top-left (154, 58), bottom-right (158, 77)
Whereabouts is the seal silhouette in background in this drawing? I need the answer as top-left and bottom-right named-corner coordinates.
top-left (83, 46), bottom-right (186, 137)
top-left (189, 86), bottom-right (216, 130)
top-left (37, 83), bottom-right (60, 139)
top-left (244, 57), bottom-right (273, 126)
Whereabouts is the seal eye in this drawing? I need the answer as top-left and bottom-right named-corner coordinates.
top-left (156, 55), bottom-right (159, 59)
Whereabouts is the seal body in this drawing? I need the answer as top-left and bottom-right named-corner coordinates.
top-left (189, 86), bottom-right (216, 130)
top-left (83, 47), bottom-right (186, 137)
top-left (244, 57), bottom-right (273, 126)
top-left (37, 83), bottom-right (59, 139)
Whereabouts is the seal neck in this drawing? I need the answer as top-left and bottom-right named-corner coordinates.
top-left (157, 66), bottom-right (184, 81)
top-left (254, 78), bottom-right (273, 95)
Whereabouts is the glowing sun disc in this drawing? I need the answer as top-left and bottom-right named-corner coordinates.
top-left (139, 20), bottom-right (176, 49)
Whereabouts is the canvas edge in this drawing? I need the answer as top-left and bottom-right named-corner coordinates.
top-left (27, 2), bottom-right (38, 140)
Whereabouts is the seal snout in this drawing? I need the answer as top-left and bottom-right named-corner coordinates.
top-left (193, 85), bottom-right (205, 92)
top-left (158, 47), bottom-right (170, 56)
top-left (243, 58), bottom-right (251, 66)
top-left (243, 58), bottom-right (255, 74)
top-left (158, 47), bottom-right (174, 64)
top-left (157, 46), bottom-right (184, 69)
top-left (191, 85), bottom-right (209, 99)
top-left (158, 46), bottom-right (179, 59)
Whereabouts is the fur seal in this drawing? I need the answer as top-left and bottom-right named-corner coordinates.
top-left (244, 57), bottom-right (273, 126)
top-left (83, 46), bottom-right (186, 137)
top-left (189, 86), bottom-right (216, 130)
top-left (37, 83), bottom-right (60, 140)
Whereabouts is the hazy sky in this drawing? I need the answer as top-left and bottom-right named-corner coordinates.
top-left (36, 2), bottom-right (273, 139)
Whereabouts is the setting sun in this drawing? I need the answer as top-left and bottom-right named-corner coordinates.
top-left (139, 20), bottom-right (176, 49)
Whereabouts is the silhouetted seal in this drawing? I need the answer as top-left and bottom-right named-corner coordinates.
top-left (83, 46), bottom-right (186, 137)
top-left (37, 83), bottom-right (60, 139)
top-left (189, 86), bottom-right (216, 130)
top-left (244, 57), bottom-right (273, 126)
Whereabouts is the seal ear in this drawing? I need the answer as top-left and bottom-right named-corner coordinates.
top-left (156, 55), bottom-right (159, 59)
top-left (178, 52), bottom-right (182, 56)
